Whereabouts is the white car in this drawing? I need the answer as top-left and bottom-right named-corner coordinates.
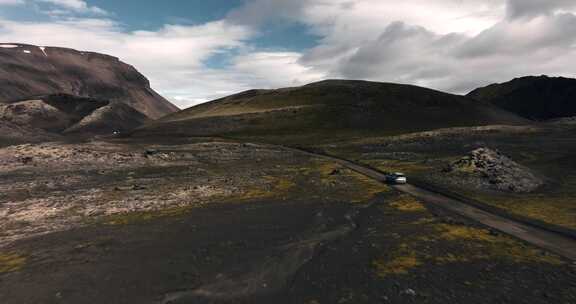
top-left (386, 172), bottom-right (407, 184)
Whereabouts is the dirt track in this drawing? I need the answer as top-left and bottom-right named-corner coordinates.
top-left (290, 148), bottom-right (576, 261)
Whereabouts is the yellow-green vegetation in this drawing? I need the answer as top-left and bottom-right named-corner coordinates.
top-left (433, 223), bottom-right (565, 265)
top-left (435, 224), bottom-right (496, 242)
top-left (238, 160), bottom-right (389, 203)
top-left (372, 193), bottom-right (565, 278)
top-left (363, 159), bottom-right (432, 176)
top-left (444, 172), bottom-right (576, 230)
top-left (315, 161), bottom-right (390, 203)
top-left (104, 206), bottom-right (196, 225)
top-left (390, 194), bottom-right (427, 212)
top-left (239, 175), bottom-right (297, 201)
top-left (373, 254), bottom-right (422, 277)
top-left (0, 252), bottom-right (26, 273)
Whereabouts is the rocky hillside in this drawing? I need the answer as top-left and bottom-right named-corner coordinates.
top-left (136, 80), bottom-right (527, 140)
top-left (0, 94), bottom-right (149, 138)
top-left (0, 120), bottom-right (61, 147)
top-left (0, 43), bottom-right (178, 119)
top-left (468, 75), bottom-right (576, 120)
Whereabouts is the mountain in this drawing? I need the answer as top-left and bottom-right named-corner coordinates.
top-left (135, 80), bottom-right (527, 141)
top-left (468, 75), bottom-right (576, 121)
top-left (0, 94), bottom-right (149, 136)
top-left (0, 43), bottom-right (178, 119)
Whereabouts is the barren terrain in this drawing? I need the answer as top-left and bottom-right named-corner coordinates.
top-left (1, 137), bottom-right (575, 304)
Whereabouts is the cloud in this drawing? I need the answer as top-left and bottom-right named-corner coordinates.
top-left (232, 51), bottom-right (325, 88)
top-left (326, 7), bottom-right (576, 93)
top-left (35, 0), bottom-right (107, 15)
top-left (0, 0), bottom-right (24, 5)
top-left (226, 0), bottom-right (576, 94)
top-left (227, 0), bottom-right (310, 26)
top-left (507, 0), bottom-right (576, 19)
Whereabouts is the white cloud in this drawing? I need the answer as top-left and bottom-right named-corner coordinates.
top-left (35, 0), bottom-right (107, 15)
top-left (227, 0), bottom-right (576, 94)
top-left (507, 0), bottom-right (576, 19)
top-left (0, 0), bottom-right (24, 5)
top-left (232, 51), bottom-right (325, 88)
top-left (147, 52), bottom-right (326, 108)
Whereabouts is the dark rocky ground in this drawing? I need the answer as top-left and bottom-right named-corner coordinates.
top-left (1, 136), bottom-right (575, 303)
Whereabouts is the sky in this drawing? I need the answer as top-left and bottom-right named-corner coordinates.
top-left (0, 0), bottom-right (575, 108)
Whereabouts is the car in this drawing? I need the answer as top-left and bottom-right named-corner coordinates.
top-left (385, 172), bottom-right (407, 184)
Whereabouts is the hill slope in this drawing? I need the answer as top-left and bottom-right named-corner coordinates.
top-left (0, 94), bottom-right (149, 137)
top-left (0, 43), bottom-right (178, 119)
top-left (468, 75), bottom-right (576, 120)
top-left (136, 80), bottom-right (527, 142)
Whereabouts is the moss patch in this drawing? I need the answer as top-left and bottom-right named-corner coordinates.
top-left (238, 160), bottom-right (389, 203)
top-left (362, 159), bottom-right (433, 176)
top-left (433, 223), bottom-right (565, 265)
top-left (104, 206), bottom-right (196, 225)
top-left (467, 190), bottom-right (576, 231)
top-left (372, 192), bottom-right (566, 279)
top-left (0, 253), bottom-right (26, 273)
top-left (373, 254), bottom-right (422, 277)
top-left (389, 194), bottom-right (427, 212)
top-left (238, 175), bottom-right (297, 201)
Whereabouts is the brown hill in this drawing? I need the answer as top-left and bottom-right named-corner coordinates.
top-left (0, 43), bottom-right (178, 119)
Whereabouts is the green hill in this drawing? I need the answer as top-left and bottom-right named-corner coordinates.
top-left (134, 80), bottom-right (527, 144)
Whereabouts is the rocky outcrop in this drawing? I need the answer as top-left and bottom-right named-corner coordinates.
top-left (444, 148), bottom-right (544, 193)
top-left (0, 43), bottom-right (178, 119)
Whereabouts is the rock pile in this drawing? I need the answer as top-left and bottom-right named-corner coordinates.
top-left (445, 148), bottom-right (544, 192)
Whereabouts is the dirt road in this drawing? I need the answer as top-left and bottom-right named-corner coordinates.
top-left (291, 148), bottom-right (576, 261)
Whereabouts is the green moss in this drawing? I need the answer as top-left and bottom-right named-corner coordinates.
top-left (373, 254), bottom-right (422, 277)
top-left (431, 223), bottom-right (565, 265)
top-left (237, 160), bottom-right (389, 203)
top-left (104, 206), bottom-right (196, 225)
top-left (453, 174), bottom-right (576, 230)
top-left (372, 192), bottom-right (565, 280)
top-left (389, 194), bottom-right (427, 212)
top-left (363, 159), bottom-right (433, 176)
top-left (0, 253), bottom-right (26, 273)
top-left (238, 175), bottom-right (297, 201)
